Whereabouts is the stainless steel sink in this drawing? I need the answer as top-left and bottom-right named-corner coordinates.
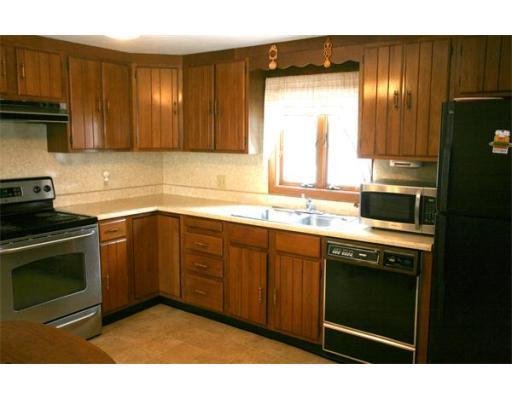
top-left (231, 207), bottom-right (356, 229)
top-left (298, 213), bottom-right (354, 227)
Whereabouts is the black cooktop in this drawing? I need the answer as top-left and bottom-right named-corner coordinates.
top-left (0, 210), bottom-right (97, 241)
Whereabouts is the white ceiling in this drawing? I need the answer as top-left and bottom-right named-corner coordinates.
top-left (45, 35), bottom-right (316, 55)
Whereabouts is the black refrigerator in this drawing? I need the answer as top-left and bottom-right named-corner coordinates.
top-left (429, 98), bottom-right (511, 363)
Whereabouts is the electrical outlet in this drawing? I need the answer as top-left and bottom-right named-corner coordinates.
top-left (216, 175), bottom-right (226, 189)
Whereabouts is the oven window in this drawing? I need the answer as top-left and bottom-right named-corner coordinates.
top-left (361, 192), bottom-right (416, 223)
top-left (11, 253), bottom-right (86, 311)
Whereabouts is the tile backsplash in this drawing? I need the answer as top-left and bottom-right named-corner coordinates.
top-left (0, 123), bottom-right (163, 206)
top-left (0, 122), bottom-right (436, 212)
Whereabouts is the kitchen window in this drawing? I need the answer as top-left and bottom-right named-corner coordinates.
top-left (264, 70), bottom-right (371, 202)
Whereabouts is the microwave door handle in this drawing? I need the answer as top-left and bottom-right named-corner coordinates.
top-left (414, 191), bottom-right (421, 230)
top-left (0, 231), bottom-right (95, 255)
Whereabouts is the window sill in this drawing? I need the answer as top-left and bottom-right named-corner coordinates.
top-left (268, 184), bottom-right (360, 204)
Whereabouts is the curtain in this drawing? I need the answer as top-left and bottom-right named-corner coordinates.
top-left (263, 71), bottom-right (371, 187)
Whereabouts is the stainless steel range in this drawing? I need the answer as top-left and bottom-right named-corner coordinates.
top-left (0, 177), bottom-right (102, 339)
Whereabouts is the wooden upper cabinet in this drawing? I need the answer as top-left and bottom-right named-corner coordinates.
top-left (215, 60), bottom-right (247, 152)
top-left (402, 39), bottom-right (450, 157)
top-left (359, 38), bottom-right (450, 160)
top-left (102, 62), bottom-right (132, 149)
top-left (183, 64), bottom-right (215, 151)
top-left (135, 67), bottom-right (180, 150)
top-left (183, 59), bottom-right (248, 153)
top-left (454, 36), bottom-right (511, 96)
top-left (16, 48), bottom-right (64, 100)
top-left (68, 57), bottom-right (103, 150)
top-left (0, 45), bottom-right (17, 95)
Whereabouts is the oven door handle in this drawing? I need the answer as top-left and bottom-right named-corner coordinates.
top-left (0, 230), bottom-right (96, 255)
top-left (414, 190), bottom-right (421, 230)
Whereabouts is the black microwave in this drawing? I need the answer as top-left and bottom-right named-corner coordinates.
top-left (360, 183), bottom-right (437, 235)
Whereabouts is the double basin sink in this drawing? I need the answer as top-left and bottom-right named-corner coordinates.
top-left (231, 207), bottom-right (357, 229)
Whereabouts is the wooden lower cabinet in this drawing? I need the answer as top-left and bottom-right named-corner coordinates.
top-left (132, 215), bottom-right (159, 299)
top-left (269, 253), bottom-right (322, 343)
top-left (226, 245), bottom-right (267, 325)
top-left (157, 215), bottom-right (181, 298)
top-left (100, 238), bottom-right (130, 314)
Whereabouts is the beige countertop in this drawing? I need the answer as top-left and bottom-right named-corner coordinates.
top-left (58, 194), bottom-right (434, 252)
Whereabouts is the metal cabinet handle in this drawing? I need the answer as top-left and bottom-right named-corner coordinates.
top-left (105, 228), bottom-right (119, 233)
top-left (214, 99), bottom-right (218, 116)
top-left (106, 273), bottom-right (110, 291)
top-left (406, 90), bottom-right (412, 109)
top-left (105, 99), bottom-right (110, 112)
top-left (258, 287), bottom-right (263, 304)
top-left (193, 262), bottom-right (209, 269)
top-left (97, 98), bottom-right (102, 113)
top-left (194, 241), bottom-right (208, 248)
top-left (393, 90), bottom-right (399, 109)
top-left (273, 289), bottom-right (277, 305)
top-left (173, 101), bottom-right (177, 115)
top-left (194, 289), bottom-right (207, 296)
top-left (20, 63), bottom-right (26, 79)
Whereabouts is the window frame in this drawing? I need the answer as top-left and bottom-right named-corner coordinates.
top-left (268, 113), bottom-right (362, 204)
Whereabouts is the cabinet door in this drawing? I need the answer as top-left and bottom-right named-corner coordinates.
top-left (102, 62), bottom-right (131, 149)
top-left (270, 254), bottom-right (321, 342)
top-left (16, 48), bottom-right (63, 100)
top-left (132, 215), bottom-right (159, 299)
top-left (183, 64), bottom-right (214, 150)
top-left (227, 245), bottom-right (267, 325)
top-left (135, 67), bottom-right (180, 150)
top-left (100, 239), bottom-right (130, 314)
top-left (69, 57), bottom-right (104, 150)
top-left (456, 36), bottom-right (511, 96)
top-left (158, 215), bottom-right (181, 298)
top-left (215, 60), bottom-right (247, 152)
top-left (359, 44), bottom-right (403, 157)
top-left (0, 45), bottom-right (17, 95)
top-left (401, 39), bottom-right (450, 157)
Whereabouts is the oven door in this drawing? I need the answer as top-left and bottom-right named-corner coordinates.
top-left (0, 225), bottom-right (101, 324)
top-left (360, 185), bottom-right (420, 232)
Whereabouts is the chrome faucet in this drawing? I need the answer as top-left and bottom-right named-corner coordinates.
top-left (302, 194), bottom-right (316, 213)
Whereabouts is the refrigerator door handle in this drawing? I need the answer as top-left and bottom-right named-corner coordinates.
top-left (414, 190), bottom-right (421, 230)
top-left (437, 105), bottom-right (455, 213)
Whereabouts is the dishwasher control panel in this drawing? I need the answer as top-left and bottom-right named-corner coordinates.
top-left (326, 240), bottom-right (419, 276)
top-left (327, 242), bottom-right (379, 264)
top-left (383, 251), bottom-right (417, 273)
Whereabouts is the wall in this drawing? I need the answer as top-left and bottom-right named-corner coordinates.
top-left (0, 123), bottom-right (437, 214)
top-left (0, 122), bottom-right (163, 207)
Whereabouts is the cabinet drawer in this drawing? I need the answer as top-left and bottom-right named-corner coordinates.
top-left (184, 232), bottom-right (223, 256)
top-left (274, 231), bottom-right (321, 258)
top-left (227, 223), bottom-right (268, 249)
top-left (99, 219), bottom-right (127, 242)
top-left (184, 253), bottom-right (224, 278)
top-left (184, 274), bottom-right (223, 312)
top-left (184, 216), bottom-right (223, 233)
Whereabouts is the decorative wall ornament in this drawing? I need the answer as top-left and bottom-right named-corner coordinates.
top-left (323, 37), bottom-right (332, 68)
top-left (268, 44), bottom-right (278, 70)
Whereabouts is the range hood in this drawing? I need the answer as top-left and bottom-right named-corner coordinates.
top-left (0, 100), bottom-right (69, 124)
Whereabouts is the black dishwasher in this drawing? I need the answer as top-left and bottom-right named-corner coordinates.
top-left (323, 239), bottom-right (420, 363)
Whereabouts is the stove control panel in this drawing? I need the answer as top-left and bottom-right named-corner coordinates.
top-left (0, 177), bottom-right (55, 205)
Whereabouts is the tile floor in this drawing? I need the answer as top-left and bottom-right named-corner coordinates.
top-left (91, 304), bottom-right (332, 364)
